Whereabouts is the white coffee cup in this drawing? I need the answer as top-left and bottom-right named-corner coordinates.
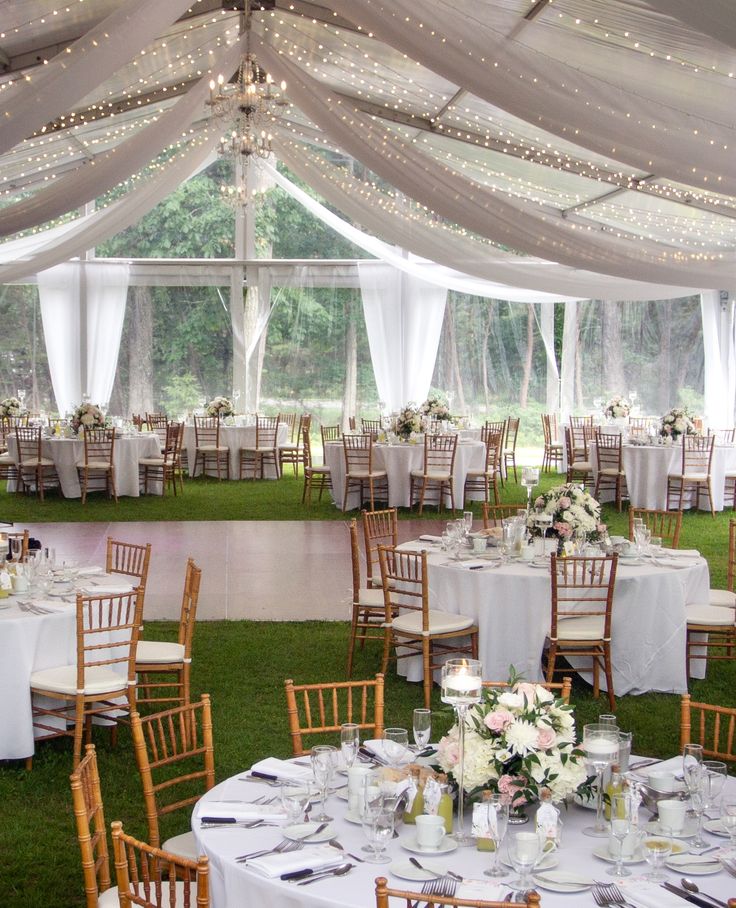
top-left (657, 799), bottom-right (687, 834)
top-left (11, 573), bottom-right (29, 593)
top-left (648, 770), bottom-right (676, 792)
top-left (415, 814), bottom-right (445, 849)
top-left (514, 831), bottom-right (541, 861)
top-left (472, 536), bottom-right (487, 554)
top-left (347, 765), bottom-right (372, 813)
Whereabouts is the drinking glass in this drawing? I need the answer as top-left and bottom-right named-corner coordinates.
top-left (280, 782), bottom-right (313, 826)
top-left (644, 827), bottom-right (672, 881)
top-left (310, 744), bottom-right (336, 822)
top-left (617, 731), bottom-right (633, 774)
top-left (482, 794), bottom-right (509, 878)
top-left (340, 723), bottom-right (360, 770)
top-left (412, 709), bottom-right (431, 752)
top-left (608, 793), bottom-right (634, 878)
top-left (463, 511), bottom-right (474, 535)
top-left (648, 535), bottom-right (663, 557)
top-left (383, 728), bottom-right (409, 769)
top-left (361, 784), bottom-right (393, 864)
top-left (702, 760), bottom-right (728, 815)
top-left (683, 743), bottom-right (704, 789)
top-left (582, 723), bottom-right (620, 837)
top-left (598, 714), bottom-right (617, 727)
top-left (508, 832), bottom-right (540, 890)
top-left (633, 525), bottom-right (650, 556)
top-left (721, 795), bottom-right (736, 853)
top-left (688, 779), bottom-right (708, 848)
top-left (10, 537), bottom-right (22, 562)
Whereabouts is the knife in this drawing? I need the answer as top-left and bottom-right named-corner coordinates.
top-left (281, 861), bottom-right (344, 881)
top-left (662, 881), bottom-right (727, 908)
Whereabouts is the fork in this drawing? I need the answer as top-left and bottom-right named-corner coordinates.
top-left (235, 839), bottom-right (303, 862)
top-left (592, 882), bottom-right (636, 907)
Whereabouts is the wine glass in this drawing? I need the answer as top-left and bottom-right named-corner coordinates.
top-left (10, 537), bottom-right (22, 562)
top-left (521, 467), bottom-right (540, 512)
top-left (702, 760), bottom-right (728, 816)
top-left (644, 827), bottom-right (672, 881)
top-left (361, 783), bottom-right (393, 864)
top-left (482, 794), bottom-right (509, 878)
top-left (582, 722), bottom-right (620, 837)
top-left (340, 722), bottom-right (360, 770)
top-left (280, 782), bottom-right (313, 826)
top-left (382, 728), bottom-right (409, 769)
top-left (412, 709), bottom-right (431, 753)
top-left (508, 831), bottom-right (540, 890)
top-left (463, 511), bottom-right (474, 535)
top-left (688, 776), bottom-right (709, 848)
top-left (608, 792), bottom-right (634, 878)
top-left (17, 389), bottom-right (26, 407)
top-left (683, 743), bottom-right (704, 789)
top-left (720, 795), bottom-right (736, 853)
top-left (310, 744), bottom-right (336, 822)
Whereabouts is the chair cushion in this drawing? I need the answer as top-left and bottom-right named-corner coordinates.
top-left (686, 604), bottom-right (736, 627)
top-left (392, 609), bottom-right (475, 635)
top-left (346, 470), bottom-right (387, 479)
top-left (135, 640), bottom-right (186, 664)
top-left (30, 665), bottom-right (128, 696)
top-left (600, 468), bottom-right (624, 476)
top-left (98, 886), bottom-right (121, 907)
top-left (306, 466), bottom-right (330, 476)
top-left (668, 472), bottom-right (708, 482)
top-left (357, 587), bottom-right (384, 608)
top-left (554, 614), bottom-right (606, 641)
top-left (410, 470), bottom-right (452, 481)
top-left (0, 452), bottom-right (15, 464)
top-left (709, 588), bottom-right (736, 608)
top-left (77, 460), bottom-right (112, 470)
top-left (162, 831), bottom-right (200, 862)
top-left (571, 461), bottom-right (593, 471)
top-left (20, 457), bottom-right (55, 467)
top-left (139, 457), bottom-right (165, 467)
top-left (198, 445), bottom-right (228, 453)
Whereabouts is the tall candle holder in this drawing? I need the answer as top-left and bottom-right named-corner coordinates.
top-left (582, 722), bottom-right (620, 837)
top-left (521, 467), bottom-right (540, 514)
top-left (441, 658), bottom-right (483, 846)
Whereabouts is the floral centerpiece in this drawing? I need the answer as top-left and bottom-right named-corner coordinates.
top-left (660, 406), bottom-right (698, 441)
top-left (603, 395), bottom-right (630, 420)
top-left (0, 397), bottom-right (25, 418)
top-left (206, 396), bottom-right (234, 418)
top-left (394, 404), bottom-right (422, 441)
top-left (421, 393), bottom-right (452, 422)
top-left (436, 673), bottom-right (591, 809)
top-left (71, 402), bottom-right (106, 433)
top-left (527, 482), bottom-right (605, 549)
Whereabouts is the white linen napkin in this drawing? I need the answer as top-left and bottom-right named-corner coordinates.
top-left (247, 845), bottom-right (342, 878)
top-left (198, 803), bottom-right (287, 822)
top-left (80, 580), bottom-right (135, 595)
top-left (247, 757), bottom-right (313, 783)
top-left (419, 534), bottom-right (443, 543)
top-left (456, 882), bottom-right (504, 901)
top-left (664, 549), bottom-right (700, 559)
top-left (631, 755), bottom-right (684, 779)
top-left (443, 560), bottom-right (487, 570)
top-left (363, 739), bottom-right (412, 766)
top-left (77, 565), bottom-right (104, 576)
top-left (617, 880), bottom-right (690, 908)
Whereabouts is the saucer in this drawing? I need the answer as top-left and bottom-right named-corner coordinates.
top-left (646, 817), bottom-right (697, 839)
top-left (400, 835), bottom-right (458, 856)
top-left (592, 846), bottom-right (646, 865)
top-left (501, 853), bottom-right (558, 871)
top-left (282, 822), bottom-right (335, 843)
top-left (344, 809), bottom-right (363, 825)
top-left (703, 819), bottom-right (730, 837)
top-left (390, 859), bottom-right (449, 882)
top-left (665, 856), bottom-right (722, 876)
top-left (530, 870), bottom-right (594, 893)
top-left (527, 559), bottom-right (550, 569)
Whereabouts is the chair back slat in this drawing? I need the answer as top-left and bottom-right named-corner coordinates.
top-left (628, 508), bottom-right (683, 549)
top-left (680, 695), bottom-right (736, 762)
top-left (549, 554), bottom-right (618, 640)
top-left (70, 744), bottom-right (112, 907)
top-left (682, 433), bottom-right (715, 475)
top-left (423, 433), bottom-right (457, 473)
top-left (344, 433), bottom-right (374, 473)
top-left (320, 424), bottom-right (341, 444)
top-left (193, 416), bottom-right (220, 448)
top-left (256, 414), bottom-right (280, 448)
top-left (106, 538), bottom-right (152, 592)
top-left (361, 507), bottom-right (398, 587)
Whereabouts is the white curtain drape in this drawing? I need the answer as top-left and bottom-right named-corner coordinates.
top-left (701, 291), bottom-right (736, 429)
top-left (540, 303), bottom-right (560, 415)
top-left (560, 301), bottom-right (578, 425)
top-left (37, 262), bottom-right (129, 415)
top-left (358, 262), bottom-right (447, 412)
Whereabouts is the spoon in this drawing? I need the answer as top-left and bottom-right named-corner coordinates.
top-left (409, 857), bottom-right (441, 878)
top-left (680, 878), bottom-right (729, 908)
top-left (295, 821), bottom-right (328, 840)
top-left (296, 863), bottom-right (354, 885)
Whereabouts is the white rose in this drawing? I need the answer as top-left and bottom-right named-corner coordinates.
top-left (498, 691), bottom-right (524, 710)
top-left (81, 413), bottom-right (94, 425)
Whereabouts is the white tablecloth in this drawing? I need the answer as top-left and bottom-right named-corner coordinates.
top-left (590, 442), bottom-right (736, 510)
top-left (0, 573), bottom-right (135, 759)
top-left (324, 440), bottom-right (486, 510)
top-left (192, 765), bottom-right (736, 908)
top-left (182, 424), bottom-right (289, 479)
top-left (6, 434), bottom-right (161, 498)
top-left (397, 544), bottom-right (710, 694)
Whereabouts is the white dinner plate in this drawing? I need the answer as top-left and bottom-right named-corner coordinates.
top-left (335, 787), bottom-right (349, 801)
top-left (400, 835), bottom-right (458, 856)
top-left (390, 859), bottom-right (449, 881)
top-left (344, 809), bottom-right (363, 825)
top-left (664, 856), bottom-right (722, 875)
top-left (501, 853), bottom-right (558, 872)
top-left (703, 819), bottom-right (730, 837)
top-left (282, 822), bottom-right (335, 843)
top-left (530, 870), bottom-right (594, 892)
top-left (527, 560), bottom-right (550, 569)
top-left (592, 846), bottom-right (646, 865)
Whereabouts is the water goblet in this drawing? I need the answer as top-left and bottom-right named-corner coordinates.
top-left (508, 831), bottom-right (540, 890)
top-left (280, 782), bottom-right (313, 826)
top-left (617, 731), bottom-right (633, 773)
top-left (683, 743), bottom-right (704, 789)
top-left (720, 795), bottom-right (736, 853)
top-left (648, 535), bottom-right (663, 558)
top-left (598, 714), bottom-right (617, 727)
top-left (702, 760), bottom-right (728, 816)
top-left (382, 728), bottom-right (409, 769)
top-left (582, 722), bottom-right (620, 837)
top-left (463, 511), bottom-right (474, 535)
top-left (361, 783), bottom-right (393, 864)
top-left (10, 536), bottom-right (22, 562)
top-left (340, 722), bottom-right (360, 770)
top-left (687, 777), bottom-right (709, 848)
top-left (310, 744), bottom-right (336, 822)
top-left (412, 709), bottom-right (431, 752)
top-left (521, 467), bottom-right (540, 512)
top-left (643, 827), bottom-right (672, 881)
top-left (608, 793), bottom-right (634, 878)
top-left (482, 794), bottom-right (509, 878)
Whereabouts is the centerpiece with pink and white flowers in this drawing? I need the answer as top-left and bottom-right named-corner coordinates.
top-left (526, 482), bottom-right (606, 550)
top-left (70, 402), bottom-right (106, 434)
top-left (206, 396), bottom-right (234, 419)
top-left (435, 673), bottom-right (592, 812)
top-left (603, 395), bottom-right (630, 420)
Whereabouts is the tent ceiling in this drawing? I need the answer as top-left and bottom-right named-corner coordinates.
top-left (1, 0), bottom-right (736, 292)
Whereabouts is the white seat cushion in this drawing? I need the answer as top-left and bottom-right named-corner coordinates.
top-left (98, 886), bottom-right (120, 907)
top-left (30, 664), bottom-right (128, 696)
top-left (136, 640), bottom-right (186, 664)
top-left (306, 465), bottom-right (330, 475)
top-left (139, 457), bottom-right (165, 467)
top-left (77, 460), bottom-right (112, 470)
top-left (600, 468), bottom-right (624, 476)
top-left (554, 614), bottom-right (606, 641)
top-left (358, 587), bottom-right (384, 607)
top-left (197, 445), bottom-right (228, 452)
top-left (668, 472), bottom-right (708, 482)
top-left (709, 588), bottom-right (736, 608)
top-left (162, 831), bottom-right (200, 862)
top-left (410, 470), bottom-right (451, 481)
top-left (686, 604), bottom-right (736, 627)
top-left (20, 457), bottom-right (55, 467)
top-left (392, 609), bottom-right (474, 635)
top-left (347, 470), bottom-right (387, 479)
top-left (0, 452), bottom-right (15, 464)
top-left (571, 461), bottom-right (593, 471)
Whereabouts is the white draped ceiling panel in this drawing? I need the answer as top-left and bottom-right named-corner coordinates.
top-left (0, 0), bottom-right (197, 157)
top-left (701, 291), bottom-right (736, 429)
top-left (643, 0), bottom-right (736, 51)
top-left (358, 263), bottom-right (448, 412)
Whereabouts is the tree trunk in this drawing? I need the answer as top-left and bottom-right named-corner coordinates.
top-left (519, 305), bottom-right (535, 408)
top-left (601, 300), bottom-right (625, 393)
top-left (127, 286), bottom-right (154, 415)
top-left (446, 302), bottom-right (466, 414)
top-left (341, 293), bottom-right (358, 432)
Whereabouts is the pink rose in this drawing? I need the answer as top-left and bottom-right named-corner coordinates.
top-left (534, 496), bottom-right (544, 508)
top-left (597, 523), bottom-right (607, 534)
top-left (437, 734), bottom-right (460, 767)
top-left (536, 726), bottom-right (557, 749)
top-left (484, 709), bottom-right (514, 732)
top-left (558, 496), bottom-right (571, 509)
top-left (514, 682), bottom-right (537, 704)
top-left (498, 773), bottom-right (527, 807)
top-left (554, 521), bottom-right (572, 537)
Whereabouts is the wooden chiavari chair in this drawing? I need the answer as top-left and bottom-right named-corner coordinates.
top-left (239, 414), bottom-right (281, 479)
top-left (593, 429), bottom-right (627, 511)
top-left (145, 413), bottom-right (168, 451)
top-left (77, 427), bottom-right (117, 504)
top-left (409, 433), bottom-right (458, 514)
top-left (680, 694), bottom-right (736, 761)
top-left (627, 508), bottom-right (683, 549)
top-left (192, 416), bottom-right (229, 480)
top-left (320, 424), bottom-right (341, 445)
top-left (464, 429), bottom-right (502, 505)
top-left (707, 518), bottom-right (736, 610)
top-left (666, 434), bottom-right (715, 517)
top-left (107, 538), bottom-right (152, 597)
top-left (347, 518), bottom-right (388, 676)
top-left (503, 416), bottom-right (520, 483)
top-left (541, 413), bottom-right (562, 472)
top-left (302, 427), bottom-right (332, 505)
top-left (0, 418), bottom-right (19, 485)
top-left (565, 426), bottom-right (593, 486)
top-left (139, 422), bottom-right (185, 496)
top-left (361, 418), bottom-right (382, 440)
top-left (16, 425), bottom-right (58, 500)
top-left (361, 507), bottom-right (398, 589)
top-left (343, 434), bottom-right (388, 511)
top-left (279, 413), bottom-right (311, 476)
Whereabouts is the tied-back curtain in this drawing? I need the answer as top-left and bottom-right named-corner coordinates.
top-left (701, 291), bottom-right (736, 430)
top-left (359, 262), bottom-right (447, 413)
top-left (38, 262), bottom-right (129, 415)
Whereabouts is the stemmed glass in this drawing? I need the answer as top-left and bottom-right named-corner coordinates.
top-left (521, 467), bottom-right (540, 513)
top-left (582, 722), bottom-right (620, 837)
top-left (382, 728), bottom-right (409, 769)
top-left (412, 709), bottom-right (431, 753)
top-left (340, 723), bottom-right (359, 770)
top-left (361, 782), bottom-right (393, 864)
top-left (683, 742), bottom-right (704, 780)
top-left (721, 795), bottom-right (736, 852)
top-left (10, 536), bottom-right (22, 562)
top-left (633, 525), bottom-right (650, 556)
top-left (508, 832), bottom-right (540, 891)
top-left (644, 827), bottom-right (672, 881)
top-left (280, 782), bottom-right (313, 826)
top-left (463, 511), bottom-right (474, 536)
top-left (608, 792), bottom-right (635, 878)
top-left (702, 760), bottom-right (728, 816)
top-left (310, 744), bottom-right (336, 822)
top-left (683, 745), bottom-right (707, 847)
top-left (482, 794), bottom-right (509, 878)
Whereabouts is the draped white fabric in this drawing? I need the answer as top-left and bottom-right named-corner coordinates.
top-left (643, 0), bottom-right (736, 50)
top-left (358, 263), bottom-right (447, 412)
top-left (560, 301), bottom-right (578, 425)
top-left (701, 291), bottom-right (736, 430)
top-left (38, 262), bottom-right (129, 415)
top-left (0, 0), bottom-right (197, 157)
top-left (257, 42), bottom-right (736, 289)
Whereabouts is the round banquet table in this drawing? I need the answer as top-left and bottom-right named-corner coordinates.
top-left (396, 542), bottom-right (710, 694)
top-left (589, 441), bottom-right (736, 511)
top-left (182, 423), bottom-right (289, 479)
top-left (323, 439), bottom-right (486, 511)
top-left (192, 763), bottom-right (736, 908)
top-left (0, 573), bottom-right (135, 759)
top-left (6, 433), bottom-right (161, 498)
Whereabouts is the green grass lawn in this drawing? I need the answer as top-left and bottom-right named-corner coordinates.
top-left (1, 471), bottom-right (735, 906)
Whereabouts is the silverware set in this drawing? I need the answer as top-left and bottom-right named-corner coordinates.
top-left (199, 818), bottom-right (280, 829)
top-left (235, 839), bottom-right (304, 862)
top-left (592, 881), bottom-right (635, 907)
top-left (18, 601), bottom-right (52, 615)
